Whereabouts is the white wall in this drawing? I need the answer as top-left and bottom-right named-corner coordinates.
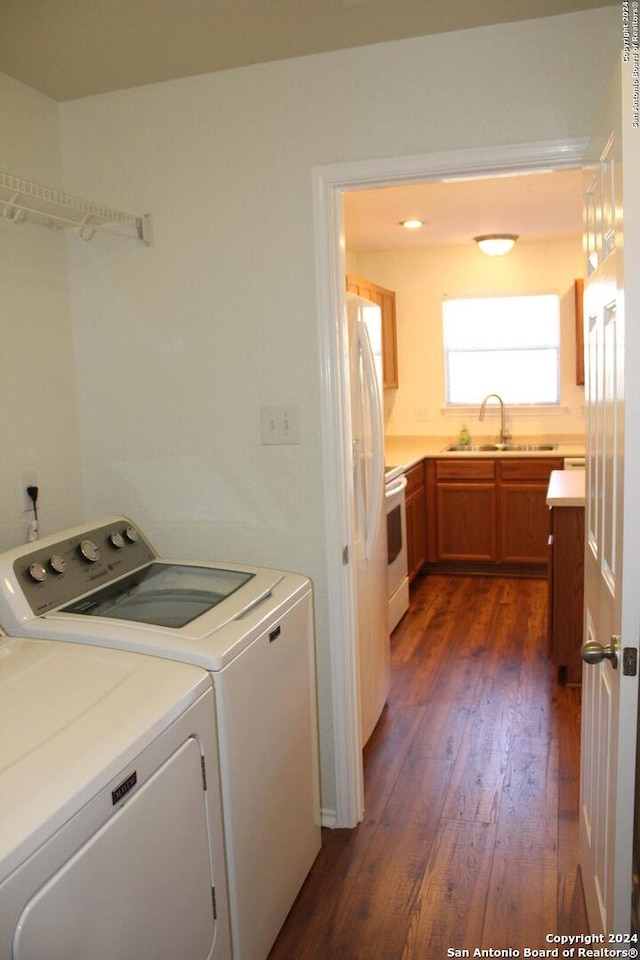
top-left (0, 74), bottom-right (83, 549)
top-left (350, 237), bottom-right (585, 440)
top-left (57, 7), bottom-right (618, 817)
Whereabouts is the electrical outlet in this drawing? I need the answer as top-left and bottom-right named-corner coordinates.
top-left (414, 406), bottom-right (431, 422)
top-left (22, 475), bottom-right (38, 513)
top-left (260, 405), bottom-right (301, 445)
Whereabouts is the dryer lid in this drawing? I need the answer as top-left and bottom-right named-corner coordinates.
top-left (0, 636), bottom-right (209, 882)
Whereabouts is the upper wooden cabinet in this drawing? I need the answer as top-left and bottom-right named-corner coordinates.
top-left (346, 274), bottom-right (399, 388)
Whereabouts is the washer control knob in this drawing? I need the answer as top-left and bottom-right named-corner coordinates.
top-left (109, 531), bottom-right (125, 549)
top-left (79, 539), bottom-right (100, 563)
top-left (28, 561), bottom-right (47, 583)
top-left (49, 555), bottom-right (66, 575)
top-left (124, 525), bottom-right (139, 544)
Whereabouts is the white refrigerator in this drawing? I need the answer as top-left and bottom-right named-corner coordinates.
top-left (346, 293), bottom-right (390, 747)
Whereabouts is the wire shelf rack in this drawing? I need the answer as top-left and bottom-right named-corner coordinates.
top-left (0, 171), bottom-right (152, 244)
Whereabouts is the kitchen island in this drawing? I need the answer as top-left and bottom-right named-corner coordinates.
top-left (546, 469), bottom-right (586, 684)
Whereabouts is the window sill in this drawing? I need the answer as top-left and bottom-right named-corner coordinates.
top-left (442, 404), bottom-right (572, 418)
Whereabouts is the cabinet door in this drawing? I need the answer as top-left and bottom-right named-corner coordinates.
top-left (436, 483), bottom-right (496, 562)
top-left (498, 482), bottom-right (550, 563)
top-left (405, 463), bottom-right (426, 580)
top-left (498, 459), bottom-right (563, 565)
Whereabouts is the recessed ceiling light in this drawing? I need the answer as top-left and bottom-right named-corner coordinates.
top-left (400, 219), bottom-right (424, 229)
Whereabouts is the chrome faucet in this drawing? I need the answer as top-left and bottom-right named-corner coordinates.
top-left (479, 393), bottom-right (511, 445)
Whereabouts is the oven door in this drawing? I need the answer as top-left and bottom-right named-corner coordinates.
top-left (385, 475), bottom-right (409, 631)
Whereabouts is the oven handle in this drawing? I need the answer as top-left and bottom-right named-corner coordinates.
top-left (385, 475), bottom-right (407, 500)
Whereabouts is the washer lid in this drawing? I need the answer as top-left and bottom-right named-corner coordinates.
top-left (61, 562), bottom-right (257, 627)
top-left (0, 636), bottom-right (210, 882)
top-left (31, 567), bottom-right (310, 670)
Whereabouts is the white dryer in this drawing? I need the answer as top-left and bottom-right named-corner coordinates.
top-left (0, 633), bottom-right (231, 960)
top-left (0, 517), bottom-right (321, 960)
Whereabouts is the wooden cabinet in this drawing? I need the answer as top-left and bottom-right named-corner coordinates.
top-left (434, 460), bottom-right (497, 562)
top-left (548, 503), bottom-right (585, 683)
top-left (346, 274), bottom-right (398, 388)
top-left (405, 461), bottom-right (427, 581)
top-left (428, 457), bottom-right (563, 573)
top-left (499, 459), bottom-right (561, 564)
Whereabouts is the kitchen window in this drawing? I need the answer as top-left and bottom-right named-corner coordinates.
top-left (443, 294), bottom-right (560, 405)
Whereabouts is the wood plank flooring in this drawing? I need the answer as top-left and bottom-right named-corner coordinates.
top-left (268, 574), bottom-right (587, 959)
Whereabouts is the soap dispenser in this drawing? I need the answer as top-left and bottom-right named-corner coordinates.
top-left (459, 424), bottom-right (471, 447)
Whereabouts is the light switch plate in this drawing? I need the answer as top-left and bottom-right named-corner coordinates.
top-left (260, 405), bottom-right (301, 445)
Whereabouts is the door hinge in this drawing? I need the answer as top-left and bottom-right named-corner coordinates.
top-left (200, 755), bottom-right (207, 791)
top-left (342, 545), bottom-right (349, 565)
top-left (623, 647), bottom-right (638, 677)
top-left (211, 886), bottom-right (217, 919)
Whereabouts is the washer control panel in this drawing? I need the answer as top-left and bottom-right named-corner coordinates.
top-left (14, 520), bottom-right (156, 616)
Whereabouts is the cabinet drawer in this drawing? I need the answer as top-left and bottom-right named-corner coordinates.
top-left (499, 458), bottom-right (563, 482)
top-left (435, 459), bottom-right (496, 481)
top-left (405, 461), bottom-right (425, 495)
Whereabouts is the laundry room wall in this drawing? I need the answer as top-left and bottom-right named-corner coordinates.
top-left (57, 7), bottom-right (618, 818)
top-left (0, 74), bottom-right (83, 550)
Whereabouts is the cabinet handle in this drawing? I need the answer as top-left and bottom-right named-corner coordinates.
top-left (548, 535), bottom-right (554, 546)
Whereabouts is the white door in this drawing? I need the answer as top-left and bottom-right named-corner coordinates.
top-left (580, 54), bottom-right (640, 935)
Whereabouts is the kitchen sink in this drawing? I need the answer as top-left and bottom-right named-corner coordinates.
top-left (444, 442), bottom-right (558, 452)
top-left (505, 443), bottom-right (558, 451)
top-left (445, 444), bottom-right (482, 451)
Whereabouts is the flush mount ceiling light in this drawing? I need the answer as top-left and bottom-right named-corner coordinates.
top-left (474, 234), bottom-right (519, 256)
top-left (399, 219), bottom-right (424, 229)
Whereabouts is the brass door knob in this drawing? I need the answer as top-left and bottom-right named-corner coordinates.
top-left (581, 637), bottom-right (620, 669)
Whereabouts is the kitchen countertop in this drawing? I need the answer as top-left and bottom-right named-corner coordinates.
top-left (546, 468), bottom-right (586, 507)
top-left (385, 434), bottom-right (586, 479)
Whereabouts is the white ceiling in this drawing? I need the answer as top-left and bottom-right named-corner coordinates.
top-left (343, 168), bottom-right (584, 251)
top-left (0, 0), bottom-right (617, 102)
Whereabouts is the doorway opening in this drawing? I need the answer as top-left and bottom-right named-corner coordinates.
top-left (312, 137), bottom-right (587, 828)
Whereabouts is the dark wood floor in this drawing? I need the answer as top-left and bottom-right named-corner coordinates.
top-left (268, 574), bottom-right (587, 959)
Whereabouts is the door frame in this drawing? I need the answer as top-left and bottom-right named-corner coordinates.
top-left (312, 137), bottom-right (588, 827)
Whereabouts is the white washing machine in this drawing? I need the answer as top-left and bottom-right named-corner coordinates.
top-left (0, 517), bottom-right (321, 960)
top-left (0, 633), bottom-right (231, 960)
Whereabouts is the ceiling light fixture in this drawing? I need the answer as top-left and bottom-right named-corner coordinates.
top-left (400, 219), bottom-right (424, 229)
top-left (474, 234), bottom-right (518, 256)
